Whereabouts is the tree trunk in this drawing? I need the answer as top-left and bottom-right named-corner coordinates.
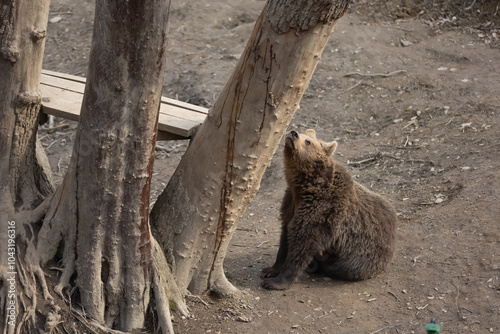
top-left (0, 0), bottom-right (52, 332)
top-left (150, 0), bottom-right (350, 296)
top-left (0, 0), bottom-right (53, 213)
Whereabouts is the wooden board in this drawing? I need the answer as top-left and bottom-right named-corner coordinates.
top-left (40, 69), bottom-right (209, 140)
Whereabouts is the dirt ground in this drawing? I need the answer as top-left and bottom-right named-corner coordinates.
top-left (40, 0), bottom-right (500, 333)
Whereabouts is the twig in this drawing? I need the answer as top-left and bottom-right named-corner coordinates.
top-left (369, 327), bottom-right (390, 334)
top-left (236, 227), bottom-right (255, 232)
top-left (402, 119), bottom-right (418, 130)
top-left (257, 240), bottom-right (270, 248)
top-left (343, 70), bottom-right (407, 79)
top-left (61, 323), bottom-right (71, 334)
top-left (47, 140), bottom-right (58, 150)
top-left (195, 295), bottom-right (209, 306)
top-left (348, 152), bottom-right (435, 168)
top-left (463, 307), bottom-right (474, 313)
top-left (464, 0), bottom-right (477, 11)
top-left (71, 309), bottom-right (99, 334)
top-left (347, 156), bottom-right (376, 166)
top-left (187, 294), bottom-right (209, 306)
top-left (318, 309), bottom-right (335, 318)
top-left (451, 282), bottom-right (466, 320)
top-left (341, 80), bottom-right (363, 93)
top-left (388, 291), bottom-right (401, 302)
top-left (396, 145), bottom-right (422, 149)
top-left (378, 24), bottom-right (414, 32)
top-left (406, 158), bottom-right (434, 164)
top-left (39, 123), bottom-right (70, 132)
top-left (445, 116), bottom-right (455, 126)
top-left (50, 11), bottom-right (75, 15)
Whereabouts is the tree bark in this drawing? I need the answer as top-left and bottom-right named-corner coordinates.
top-left (0, 0), bottom-right (52, 332)
top-left (150, 0), bottom-right (350, 296)
top-left (0, 0), bottom-right (53, 212)
top-left (33, 0), bottom-right (186, 332)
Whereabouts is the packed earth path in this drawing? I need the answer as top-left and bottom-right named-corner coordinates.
top-left (40, 0), bottom-right (499, 333)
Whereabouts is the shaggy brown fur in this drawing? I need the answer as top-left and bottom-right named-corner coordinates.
top-left (261, 129), bottom-right (397, 290)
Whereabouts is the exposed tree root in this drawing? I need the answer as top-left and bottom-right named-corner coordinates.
top-left (151, 238), bottom-right (189, 334)
top-left (1, 179), bottom-right (190, 334)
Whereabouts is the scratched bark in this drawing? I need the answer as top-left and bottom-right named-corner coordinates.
top-left (150, 0), bottom-right (350, 296)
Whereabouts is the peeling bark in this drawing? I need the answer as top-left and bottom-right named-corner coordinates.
top-left (266, 0), bottom-right (349, 34)
top-left (151, 0), bottom-right (350, 296)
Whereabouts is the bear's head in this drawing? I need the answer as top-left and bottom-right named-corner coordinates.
top-left (283, 129), bottom-right (338, 176)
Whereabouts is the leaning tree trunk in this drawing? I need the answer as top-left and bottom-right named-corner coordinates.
top-left (0, 0), bottom-right (53, 332)
top-left (33, 0), bottom-right (186, 332)
top-left (150, 0), bottom-right (350, 296)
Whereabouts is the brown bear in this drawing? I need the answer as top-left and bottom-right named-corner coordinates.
top-left (261, 129), bottom-right (397, 290)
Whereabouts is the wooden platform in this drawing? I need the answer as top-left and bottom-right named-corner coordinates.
top-left (40, 70), bottom-right (209, 140)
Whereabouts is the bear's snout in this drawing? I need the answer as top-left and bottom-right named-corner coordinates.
top-left (290, 130), bottom-right (299, 139)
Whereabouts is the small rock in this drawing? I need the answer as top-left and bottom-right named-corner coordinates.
top-left (49, 16), bottom-right (62, 23)
top-left (237, 315), bottom-right (250, 323)
top-left (400, 38), bottom-right (412, 47)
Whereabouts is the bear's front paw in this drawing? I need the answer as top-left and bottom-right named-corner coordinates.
top-left (261, 266), bottom-right (280, 279)
top-left (262, 277), bottom-right (292, 290)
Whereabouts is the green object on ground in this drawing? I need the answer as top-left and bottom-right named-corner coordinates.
top-left (425, 318), bottom-right (440, 334)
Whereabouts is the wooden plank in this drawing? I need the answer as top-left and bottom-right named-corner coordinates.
top-left (41, 73), bottom-right (86, 98)
top-left (41, 69), bottom-right (88, 85)
top-left (40, 84), bottom-right (82, 122)
top-left (160, 95), bottom-right (208, 114)
top-left (158, 110), bottom-right (202, 137)
top-left (41, 70), bottom-right (209, 115)
top-left (40, 70), bottom-right (209, 140)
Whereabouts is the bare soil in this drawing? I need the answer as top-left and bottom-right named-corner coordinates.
top-left (41, 0), bottom-right (500, 333)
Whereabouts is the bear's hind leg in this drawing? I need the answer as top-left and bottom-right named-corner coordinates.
top-left (319, 255), bottom-right (386, 281)
top-left (305, 258), bottom-right (319, 274)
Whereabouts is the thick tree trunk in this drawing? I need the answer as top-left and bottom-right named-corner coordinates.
top-left (0, 0), bottom-right (53, 212)
top-left (32, 0), bottom-right (185, 332)
top-left (150, 0), bottom-right (350, 296)
top-left (0, 0), bottom-right (52, 332)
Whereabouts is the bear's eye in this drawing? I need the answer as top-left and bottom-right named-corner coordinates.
top-left (305, 140), bottom-right (311, 146)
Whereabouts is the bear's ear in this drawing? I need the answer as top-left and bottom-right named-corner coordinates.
top-left (305, 129), bottom-right (316, 138)
top-left (324, 141), bottom-right (338, 157)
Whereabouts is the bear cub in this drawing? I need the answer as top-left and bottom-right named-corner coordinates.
top-left (261, 129), bottom-right (397, 290)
